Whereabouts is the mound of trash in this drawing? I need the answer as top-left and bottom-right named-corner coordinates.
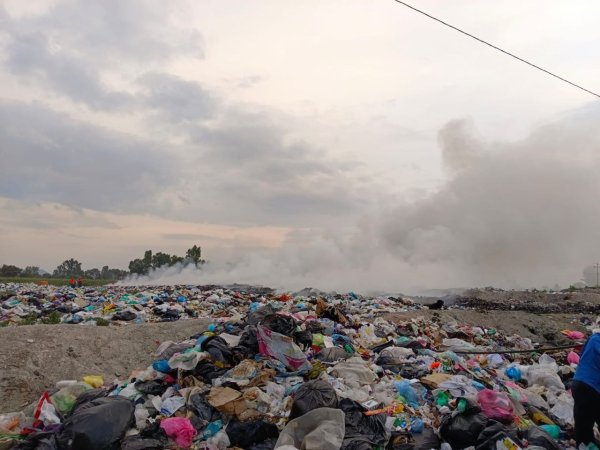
top-left (0, 283), bottom-right (424, 327)
top-left (0, 286), bottom-right (591, 450)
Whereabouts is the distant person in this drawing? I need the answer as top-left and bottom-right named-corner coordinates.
top-left (572, 332), bottom-right (600, 446)
top-left (69, 278), bottom-right (75, 288)
top-left (77, 277), bottom-right (83, 288)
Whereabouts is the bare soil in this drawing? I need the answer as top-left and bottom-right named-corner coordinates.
top-left (0, 319), bottom-right (209, 413)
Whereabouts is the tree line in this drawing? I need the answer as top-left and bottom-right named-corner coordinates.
top-left (0, 245), bottom-right (205, 280)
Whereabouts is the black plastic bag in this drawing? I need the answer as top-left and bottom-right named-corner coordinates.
top-left (290, 380), bottom-right (338, 420)
top-left (121, 436), bottom-right (165, 450)
top-left (69, 388), bottom-right (109, 414)
top-left (238, 325), bottom-right (259, 351)
top-left (293, 329), bottom-right (313, 349)
top-left (261, 314), bottom-right (296, 336)
top-left (112, 311), bottom-right (137, 321)
top-left (440, 402), bottom-right (488, 450)
top-left (192, 361), bottom-right (228, 382)
top-left (475, 421), bottom-right (521, 450)
top-left (248, 438), bottom-right (278, 450)
top-left (189, 393), bottom-right (221, 423)
top-left (519, 426), bottom-right (560, 450)
top-left (413, 427), bottom-right (442, 450)
top-left (226, 420), bottom-right (279, 448)
top-left (13, 431), bottom-right (59, 450)
top-left (202, 336), bottom-right (233, 364)
top-left (340, 398), bottom-right (387, 450)
top-left (134, 379), bottom-right (169, 396)
top-left (246, 304), bottom-right (277, 326)
top-left (387, 431), bottom-right (415, 450)
top-left (57, 397), bottom-right (134, 450)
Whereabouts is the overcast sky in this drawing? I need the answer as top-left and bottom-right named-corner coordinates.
top-left (2, 0), bottom-right (600, 290)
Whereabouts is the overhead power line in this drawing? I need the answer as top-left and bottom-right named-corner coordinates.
top-left (391, 0), bottom-right (600, 99)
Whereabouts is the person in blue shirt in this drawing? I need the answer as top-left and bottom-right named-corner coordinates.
top-left (572, 332), bottom-right (600, 446)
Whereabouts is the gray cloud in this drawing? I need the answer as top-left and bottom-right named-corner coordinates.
top-left (4, 30), bottom-right (134, 110)
top-left (0, 100), bottom-right (175, 213)
top-left (1, 1), bottom-right (203, 111)
top-left (139, 72), bottom-right (216, 123)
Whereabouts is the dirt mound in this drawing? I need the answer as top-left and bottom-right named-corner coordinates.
top-left (0, 319), bottom-right (209, 413)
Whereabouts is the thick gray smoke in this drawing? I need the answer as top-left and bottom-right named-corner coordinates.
top-left (123, 104), bottom-right (600, 292)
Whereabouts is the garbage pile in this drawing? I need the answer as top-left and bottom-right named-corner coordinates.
top-left (0, 283), bottom-right (425, 327)
top-left (0, 289), bottom-right (590, 450)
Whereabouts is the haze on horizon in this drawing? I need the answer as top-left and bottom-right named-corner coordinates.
top-left (2, 0), bottom-right (600, 292)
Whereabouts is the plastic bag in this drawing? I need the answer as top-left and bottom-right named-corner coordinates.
top-left (57, 397), bottom-right (134, 450)
top-left (34, 392), bottom-right (61, 425)
top-left (290, 380), bottom-right (338, 420)
top-left (442, 338), bottom-right (477, 352)
top-left (51, 382), bottom-right (91, 415)
top-left (440, 402), bottom-right (488, 449)
top-left (394, 380), bottom-right (426, 408)
top-left (82, 375), bottom-right (103, 388)
top-left (522, 425), bottom-right (560, 450)
top-left (525, 365), bottom-right (565, 390)
top-left (331, 357), bottom-right (377, 385)
top-left (275, 407), bottom-right (345, 450)
top-left (257, 324), bottom-right (311, 371)
top-left (160, 417), bottom-right (197, 449)
top-left (226, 420), bottom-right (279, 449)
top-left (477, 389), bottom-right (515, 423)
top-left (567, 351), bottom-right (580, 365)
top-left (339, 398), bottom-right (387, 450)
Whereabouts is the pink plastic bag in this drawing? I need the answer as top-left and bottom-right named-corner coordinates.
top-left (567, 351), bottom-right (580, 365)
top-left (561, 330), bottom-right (585, 340)
top-left (257, 324), bottom-right (311, 371)
top-left (160, 417), bottom-right (197, 448)
top-left (477, 389), bottom-right (514, 423)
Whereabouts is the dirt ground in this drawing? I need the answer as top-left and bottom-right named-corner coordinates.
top-left (0, 309), bottom-right (592, 413)
top-left (0, 319), bottom-right (210, 413)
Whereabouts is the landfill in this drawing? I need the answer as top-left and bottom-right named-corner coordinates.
top-left (0, 282), bottom-right (596, 450)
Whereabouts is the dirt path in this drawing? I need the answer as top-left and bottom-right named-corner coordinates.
top-left (0, 319), bottom-right (210, 413)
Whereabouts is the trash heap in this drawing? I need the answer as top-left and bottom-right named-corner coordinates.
top-left (0, 283), bottom-right (424, 326)
top-left (0, 290), bottom-right (589, 450)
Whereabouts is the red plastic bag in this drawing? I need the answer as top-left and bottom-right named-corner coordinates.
top-left (477, 389), bottom-right (514, 423)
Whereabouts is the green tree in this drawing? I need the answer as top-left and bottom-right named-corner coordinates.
top-left (21, 266), bottom-right (40, 277)
top-left (151, 252), bottom-right (172, 269)
top-left (53, 259), bottom-right (83, 278)
top-left (128, 259), bottom-right (146, 275)
top-left (101, 265), bottom-right (110, 279)
top-left (185, 245), bottom-right (203, 264)
top-left (0, 264), bottom-right (22, 277)
top-left (84, 268), bottom-right (101, 279)
top-left (170, 255), bottom-right (184, 265)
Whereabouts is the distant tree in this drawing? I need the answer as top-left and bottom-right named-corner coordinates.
top-left (128, 259), bottom-right (146, 275)
top-left (143, 250), bottom-right (153, 272)
top-left (185, 245), bottom-right (203, 264)
top-left (170, 255), bottom-right (184, 265)
top-left (0, 264), bottom-right (22, 277)
top-left (53, 259), bottom-right (83, 278)
top-left (21, 266), bottom-right (40, 277)
top-left (101, 265), bottom-right (110, 279)
top-left (151, 252), bottom-right (172, 269)
top-left (84, 268), bottom-right (101, 279)
top-left (185, 245), bottom-right (205, 265)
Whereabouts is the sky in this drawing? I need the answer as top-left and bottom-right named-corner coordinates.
top-left (2, 0), bottom-right (600, 291)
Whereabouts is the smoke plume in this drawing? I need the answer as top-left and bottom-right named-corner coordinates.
top-left (123, 104), bottom-right (600, 293)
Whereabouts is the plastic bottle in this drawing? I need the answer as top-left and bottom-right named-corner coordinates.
top-left (200, 420), bottom-right (223, 440)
